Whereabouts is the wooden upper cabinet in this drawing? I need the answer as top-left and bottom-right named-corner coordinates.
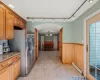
top-left (19, 19), bottom-right (24, 28)
top-left (14, 17), bottom-right (25, 29)
top-left (6, 9), bottom-right (14, 39)
top-left (14, 17), bottom-right (19, 26)
top-left (12, 60), bottom-right (20, 80)
top-left (0, 4), bottom-right (5, 39)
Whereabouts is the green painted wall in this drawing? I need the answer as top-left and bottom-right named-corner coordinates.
top-left (71, 0), bottom-right (100, 44)
top-left (39, 34), bottom-right (59, 41)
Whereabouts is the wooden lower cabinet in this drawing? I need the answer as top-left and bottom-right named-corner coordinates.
top-left (12, 60), bottom-right (20, 80)
top-left (11, 60), bottom-right (20, 80)
top-left (12, 62), bottom-right (17, 80)
top-left (0, 55), bottom-right (20, 80)
top-left (16, 60), bottom-right (20, 78)
top-left (0, 67), bottom-right (10, 80)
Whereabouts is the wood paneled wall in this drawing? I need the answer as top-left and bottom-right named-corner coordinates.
top-left (73, 44), bottom-right (84, 71)
top-left (62, 44), bottom-right (74, 64)
top-left (62, 43), bottom-right (84, 71)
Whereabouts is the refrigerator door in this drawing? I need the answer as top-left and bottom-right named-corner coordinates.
top-left (26, 35), bottom-right (34, 74)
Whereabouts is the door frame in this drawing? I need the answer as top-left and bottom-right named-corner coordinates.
top-left (84, 9), bottom-right (100, 77)
top-left (60, 28), bottom-right (63, 61)
top-left (34, 28), bottom-right (38, 61)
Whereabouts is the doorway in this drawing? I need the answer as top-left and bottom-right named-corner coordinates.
top-left (39, 32), bottom-right (59, 51)
top-left (86, 11), bottom-right (100, 80)
top-left (34, 24), bottom-right (63, 62)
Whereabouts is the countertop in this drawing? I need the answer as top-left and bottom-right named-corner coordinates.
top-left (0, 52), bottom-right (20, 63)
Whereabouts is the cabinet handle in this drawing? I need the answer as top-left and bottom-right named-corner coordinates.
top-left (86, 45), bottom-right (88, 52)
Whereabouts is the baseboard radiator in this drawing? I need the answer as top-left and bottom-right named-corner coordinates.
top-left (72, 62), bottom-right (83, 75)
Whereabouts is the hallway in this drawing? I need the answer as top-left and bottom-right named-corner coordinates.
top-left (18, 51), bottom-right (83, 80)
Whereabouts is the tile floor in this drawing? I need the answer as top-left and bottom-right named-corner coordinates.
top-left (18, 51), bottom-right (83, 80)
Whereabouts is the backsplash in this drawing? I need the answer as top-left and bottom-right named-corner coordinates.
top-left (0, 40), bottom-right (10, 53)
top-left (0, 40), bottom-right (8, 44)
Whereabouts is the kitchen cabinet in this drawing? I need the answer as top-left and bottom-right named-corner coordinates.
top-left (0, 1), bottom-right (26, 40)
top-left (16, 60), bottom-right (20, 78)
top-left (12, 60), bottom-right (20, 80)
top-left (19, 20), bottom-right (25, 28)
top-left (0, 67), bottom-right (10, 80)
top-left (0, 4), bottom-right (5, 39)
top-left (14, 17), bottom-right (25, 29)
top-left (14, 17), bottom-right (19, 27)
top-left (6, 9), bottom-right (14, 39)
top-left (12, 62), bottom-right (17, 80)
top-left (0, 54), bottom-right (20, 80)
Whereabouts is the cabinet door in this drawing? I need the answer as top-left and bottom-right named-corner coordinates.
top-left (0, 5), bottom-right (5, 39)
top-left (16, 60), bottom-right (20, 77)
top-left (19, 19), bottom-right (23, 28)
top-left (6, 10), bottom-right (14, 39)
top-left (0, 67), bottom-right (10, 80)
top-left (12, 60), bottom-right (20, 80)
top-left (12, 62), bottom-right (17, 80)
top-left (14, 17), bottom-right (18, 26)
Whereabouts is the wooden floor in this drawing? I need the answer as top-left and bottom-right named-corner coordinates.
top-left (18, 51), bottom-right (83, 80)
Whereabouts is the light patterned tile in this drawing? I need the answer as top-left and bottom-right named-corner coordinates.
top-left (18, 51), bottom-right (83, 80)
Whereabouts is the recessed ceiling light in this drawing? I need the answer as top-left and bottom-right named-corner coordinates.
top-left (8, 4), bottom-right (14, 8)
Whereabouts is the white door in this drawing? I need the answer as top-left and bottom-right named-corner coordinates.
top-left (41, 36), bottom-right (44, 50)
top-left (86, 13), bottom-right (100, 80)
top-left (53, 36), bottom-right (57, 50)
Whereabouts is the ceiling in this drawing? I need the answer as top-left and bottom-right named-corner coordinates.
top-left (2, 0), bottom-right (99, 21)
top-left (34, 23), bottom-right (62, 34)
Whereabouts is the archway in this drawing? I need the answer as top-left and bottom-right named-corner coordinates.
top-left (34, 23), bottom-right (63, 61)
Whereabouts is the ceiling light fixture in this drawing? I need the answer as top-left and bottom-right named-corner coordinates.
top-left (44, 19), bottom-right (46, 22)
top-left (72, 16), bottom-right (75, 20)
top-left (63, 19), bottom-right (66, 23)
top-left (89, 0), bottom-right (93, 4)
top-left (8, 4), bottom-right (14, 8)
top-left (46, 34), bottom-right (48, 36)
top-left (50, 34), bottom-right (52, 36)
top-left (46, 31), bottom-right (52, 36)
top-left (52, 19), bottom-right (54, 22)
top-left (32, 19), bottom-right (34, 22)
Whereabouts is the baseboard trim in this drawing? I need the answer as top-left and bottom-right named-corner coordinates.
top-left (72, 62), bottom-right (83, 75)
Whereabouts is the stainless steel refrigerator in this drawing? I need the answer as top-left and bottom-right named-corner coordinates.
top-left (9, 29), bottom-right (35, 76)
